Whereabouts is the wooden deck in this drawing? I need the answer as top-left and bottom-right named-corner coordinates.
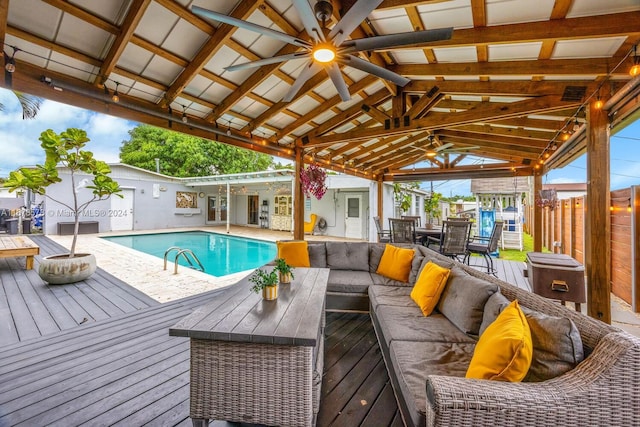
top-left (0, 237), bottom-right (530, 426)
top-left (0, 235), bottom-right (158, 345)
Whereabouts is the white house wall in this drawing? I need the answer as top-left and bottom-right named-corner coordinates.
top-left (43, 170), bottom-right (204, 235)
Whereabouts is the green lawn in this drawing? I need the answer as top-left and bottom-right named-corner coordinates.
top-left (497, 233), bottom-right (550, 262)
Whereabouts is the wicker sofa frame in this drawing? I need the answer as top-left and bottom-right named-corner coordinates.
top-left (302, 241), bottom-right (640, 427)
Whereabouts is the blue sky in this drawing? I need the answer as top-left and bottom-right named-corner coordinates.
top-left (1, 87), bottom-right (639, 195)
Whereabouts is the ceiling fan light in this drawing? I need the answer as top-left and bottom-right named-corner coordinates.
top-left (425, 151), bottom-right (437, 158)
top-left (313, 45), bottom-right (335, 63)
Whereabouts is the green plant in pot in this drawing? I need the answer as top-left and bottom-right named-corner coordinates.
top-left (4, 128), bottom-right (122, 284)
top-left (274, 258), bottom-right (294, 284)
top-left (249, 268), bottom-right (279, 300)
top-left (424, 191), bottom-right (442, 229)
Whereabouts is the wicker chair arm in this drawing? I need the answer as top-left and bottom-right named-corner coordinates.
top-left (425, 332), bottom-right (640, 426)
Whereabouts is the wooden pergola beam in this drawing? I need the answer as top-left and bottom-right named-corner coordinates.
top-left (307, 95), bottom-right (581, 145)
top-left (94, 0), bottom-right (151, 86)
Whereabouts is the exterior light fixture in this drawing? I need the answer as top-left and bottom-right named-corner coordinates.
top-left (630, 45), bottom-right (640, 77)
top-left (312, 44), bottom-right (336, 63)
top-left (4, 47), bottom-right (17, 73)
top-left (112, 82), bottom-right (120, 102)
top-left (628, 198), bottom-right (633, 213)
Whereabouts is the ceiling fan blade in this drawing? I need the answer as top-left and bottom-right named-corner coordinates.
top-left (329, 0), bottom-right (384, 46)
top-left (292, 0), bottom-right (325, 42)
top-left (340, 55), bottom-right (410, 87)
top-left (341, 28), bottom-right (453, 53)
top-left (226, 52), bottom-right (310, 72)
top-left (283, 61), bottom-right (322, 102)
top-left (326, 63), bottom-right (350, 102)
top-left (192, 6), bottom-right (310, 49)
top-left (435, 142), bottom-right (454, 152)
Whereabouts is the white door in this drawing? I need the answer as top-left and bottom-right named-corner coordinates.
top-left (345, 195), bottom-right (362, 239)
top-left (110, 188), bottom-right (134, 231)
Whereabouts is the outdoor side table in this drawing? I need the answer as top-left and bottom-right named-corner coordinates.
top-left (526, 252), bottom-right (586, 310)
top-left (170, 267), bottom-right (329, 427)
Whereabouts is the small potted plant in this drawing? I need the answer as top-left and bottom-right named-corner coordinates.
top-left (249, 268), bottom-right (279, 300)
top-left (274, 258), bottom-right (294, 284)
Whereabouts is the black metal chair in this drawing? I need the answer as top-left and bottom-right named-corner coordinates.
top-left (426, 220), bottom-right (472, 261)
top-left (373, 216), bottom-right (391, 243)
top-left (464, 220), bottom-right (505, 276)
top-left (389, 218), bottom-right (418, 244)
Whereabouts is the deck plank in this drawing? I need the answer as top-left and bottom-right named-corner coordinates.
top-left (0, 236), bottom-right (158, 345)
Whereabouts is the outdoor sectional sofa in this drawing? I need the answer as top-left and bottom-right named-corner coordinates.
top-left (295, 240), bottom-right (640, 427)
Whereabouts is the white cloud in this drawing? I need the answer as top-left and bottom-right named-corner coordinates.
top-left (0, 88), bottom-right (137, 176)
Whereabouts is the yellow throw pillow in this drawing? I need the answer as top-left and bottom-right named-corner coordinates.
top-left (276, 241), bottom-right (310, 268)
top-left (376, 244), bottom-right (415, 282)
top-left (410, 261), bottom-right (451, 316)
top-left (466, 300), bottom-right (533, 382)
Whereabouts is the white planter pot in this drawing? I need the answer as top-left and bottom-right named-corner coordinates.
top-left (39, 253), bottom-right (97, 284)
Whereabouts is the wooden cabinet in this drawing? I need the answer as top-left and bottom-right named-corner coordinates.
top-left (271, 195), bottom-right (292, 231)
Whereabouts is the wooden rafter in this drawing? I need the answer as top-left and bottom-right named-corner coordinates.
top-left (163, 0), bottom-right (262, 104)
top-left (94, 0), bottom-right (151, 86)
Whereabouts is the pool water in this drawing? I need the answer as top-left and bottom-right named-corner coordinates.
top-left (102, 231), bottom-right (276, 277)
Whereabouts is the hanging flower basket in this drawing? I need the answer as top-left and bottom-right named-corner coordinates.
top-left (536, 189), bottom-right (558, 210)
top-left (300, 164), bottom-right (327, 200)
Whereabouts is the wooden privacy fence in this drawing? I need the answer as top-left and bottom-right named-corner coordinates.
top-left (529, 185), bottom-right (640, 312)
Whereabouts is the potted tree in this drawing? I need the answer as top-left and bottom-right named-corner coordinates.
top-left (249, 268), bottom-right (280, 300)
top-left (4, 128), bottom-right (122, 284)
top-left (273, 258), bottom-right (294, 284)
top-left (424, 191), bottom-right (442, 229)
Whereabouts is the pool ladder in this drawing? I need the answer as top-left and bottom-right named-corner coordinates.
top-left (163, 246), bottom-right (205, 274)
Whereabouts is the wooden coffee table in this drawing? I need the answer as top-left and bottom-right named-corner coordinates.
top-left (0, 236), bottom-right (40, 270)
top-left (170, 267), bottom-right (329, 427)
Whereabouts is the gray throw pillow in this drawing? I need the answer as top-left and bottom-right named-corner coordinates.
top-left (307, 243), bottom-right (327, 268)
top-left (479, 291), bottom-right (510, 337)
top-left (437, 267), bottom-right (499, 336)
top-left (522, 307), bottom-right (584, 382)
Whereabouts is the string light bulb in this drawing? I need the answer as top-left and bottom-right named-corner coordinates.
top-left (112, 82), bottom-right (120, 102)
top-left (181, 105), bottom-right (188, 123)
top-left (4, 47), bottom-right (17, 73)
top-left (630, 45), bottom-right (640, 77)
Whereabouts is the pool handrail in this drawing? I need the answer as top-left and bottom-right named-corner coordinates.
top-left (163, 246), bottom-right (205, 274)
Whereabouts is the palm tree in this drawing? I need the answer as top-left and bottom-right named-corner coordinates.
top-left (0, 90), bottom-right (41, 119)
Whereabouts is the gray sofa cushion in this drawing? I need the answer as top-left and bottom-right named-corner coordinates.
top-left (479, 291), bottom-right (510, 336)
top-left (327, 270), bottom-right (373, 294)
top-left (308, 243), bottom-right (327, 268)
top-left (369, 285), bottom-right (414, 310)
top-left (388, 340), bottom-right (475, 427)
top-left (326, 242), bottom-right (370, 271)
top-left (522, 307), bottom-right (585, 382)
top-left (438, 266), bottom-right (499, 336)
top-left (373, 305), bottom-right (476, 348)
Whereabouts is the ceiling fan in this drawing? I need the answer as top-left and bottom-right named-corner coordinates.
top-left (192, 1), bottom-right (453, 102)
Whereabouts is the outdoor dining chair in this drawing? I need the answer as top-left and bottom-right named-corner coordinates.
top-left (389, 218), bottom-right (418, 244)
top-left (426, 220), bottom-right (472, 261)
top-left (464, 220), bottom-right (504, 276)
top-left (373, 216), bottom-right (391, 243)
top-left (401, 215), bottom-right (422, 228)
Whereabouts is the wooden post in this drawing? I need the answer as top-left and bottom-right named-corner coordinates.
top-left (377, 176), bottom-right (384, 224)
top-left (632, 185), bottom-right (640, 312)
top-left (570, 197), bottom-right (576, 258)
top-left (293, 146), bottom-right (304, 241)
top-left (533, 173), bottom-right (543, 252)
top-left (585, 100), bottom-right (611, 323)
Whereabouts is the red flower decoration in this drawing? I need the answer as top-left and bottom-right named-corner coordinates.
top-left (300, 164), bottom-right (327, 200)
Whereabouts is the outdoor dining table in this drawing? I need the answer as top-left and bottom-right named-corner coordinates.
top-left (415, 227), bottom-right (442, 246)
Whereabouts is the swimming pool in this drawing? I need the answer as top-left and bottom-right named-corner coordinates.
top-left (102, 231), bottom-right (276, 277)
